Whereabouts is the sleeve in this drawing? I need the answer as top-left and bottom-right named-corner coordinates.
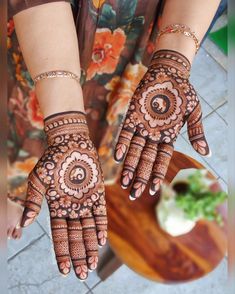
top-left (8, 0), bottom-right (72, 18)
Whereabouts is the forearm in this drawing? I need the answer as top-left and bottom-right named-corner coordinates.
top-left (13, 2), bottom-right (84, 118)
top-left (155, 0), bottom-right (221, 64)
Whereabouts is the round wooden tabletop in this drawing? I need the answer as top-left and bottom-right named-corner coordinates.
top-left (105, 151), bottom-right (227, 283)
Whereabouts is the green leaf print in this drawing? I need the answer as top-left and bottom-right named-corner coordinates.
top-left (117, 0), bottom-right (138, 27)
top-left (127, 16), bottom-right (145, 41)
top-left (98, 4), bottom-right (117, 30)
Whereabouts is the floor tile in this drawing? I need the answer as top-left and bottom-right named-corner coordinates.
top-left (200, 97), bottom-right (215, 118)
top-left (183, 112), bottom-right (227, 182)
top-left (8, 235), bottom-right (88, 294)
top-left (92, 258), bottom-right (227, 294)
top-left (202, 13), bottom-right (227, 70)
top-left (190, 47), bottom-right (227, 110)
top-left (85, 270), bottom-right (101, 289)
top-left (8, 221), bottom-right (45, 260)
top-left (216, 102), bottom-right (228, 124)
top-left (202, 38), bottom-right (227, 70)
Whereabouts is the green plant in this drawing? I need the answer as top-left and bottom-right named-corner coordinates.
top-left (175, 170), bottom-right (227, 225)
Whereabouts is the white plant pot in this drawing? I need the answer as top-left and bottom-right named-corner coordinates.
top-left (156, 168), bottom-right (211, 237)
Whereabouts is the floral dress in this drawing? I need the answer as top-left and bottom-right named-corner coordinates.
top-left (7, 0), bottom-right (167, 197)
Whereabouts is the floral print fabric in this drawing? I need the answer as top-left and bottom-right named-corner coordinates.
top-left (8, 0), bottom-right (165, 196)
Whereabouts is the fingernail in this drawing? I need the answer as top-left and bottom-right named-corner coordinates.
top-left (129, 195), bottom-right (136, 201)
top-left (204, 149), bottom-right (212, 158)
top-left (88, 269), bottom-right (94, 273)
top-left (149, 189), bottom-right (156, 196)
top-left (121, 185), bottom-right (128, 190)
top-left (8, 236), bottom-right (11, 240)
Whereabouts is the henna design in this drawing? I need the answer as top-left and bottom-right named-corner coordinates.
top-left (21, 111), bottom-right (108, 280)
top-left (115, 49), bottom-right (210, 199)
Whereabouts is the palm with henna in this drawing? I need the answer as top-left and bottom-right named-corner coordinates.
top-left (114, 49), bottom-right (210, 200)
top-left (21, 111), bottom-right (108, 281)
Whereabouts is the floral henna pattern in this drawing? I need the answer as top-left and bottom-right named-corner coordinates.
top-left (115, 49), bottom-right (210, 199)
top-left (21, 111), bottom-right (108, 281)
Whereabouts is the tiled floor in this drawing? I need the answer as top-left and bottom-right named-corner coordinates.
top-left (8, 16), bottom-right (228, 294)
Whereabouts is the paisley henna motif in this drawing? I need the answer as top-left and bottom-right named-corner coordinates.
top-left (115, 49), bottom-right (210, 200)
top-left (21, 111), bottom-right (108, 280)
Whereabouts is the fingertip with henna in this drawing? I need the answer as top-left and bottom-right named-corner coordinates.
top-left (129, 195), bottom-right (136, 201)
top-left (20, 208), bottom-right (38, 227)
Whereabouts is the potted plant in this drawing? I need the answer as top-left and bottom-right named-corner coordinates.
top-left (156, 168), bottom-right (227, 237)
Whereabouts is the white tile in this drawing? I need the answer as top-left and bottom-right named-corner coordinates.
top-left (216, 102), bottom-right (228, 124)
top-left (200, 97), bottom-right (215, 118)
top-left (202, 38), bottom-right (227, 70)
top-left (85, 270), bottom-right (101, 289)
top-left (8, 235), bottom-right (89, 294)
top-left (8, 221), bottom-right (44, 260)
top-left (190, 47), bottom-right (227, 110)
top-left (93, 258), bottom-right (227, 294)
top-left (183, 112), bottom-right (227, 182)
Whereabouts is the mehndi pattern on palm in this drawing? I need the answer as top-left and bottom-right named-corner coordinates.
top-left (115, 49), bottom-right (210, 200)
top-left (21, 111), bottom-right (108, 281)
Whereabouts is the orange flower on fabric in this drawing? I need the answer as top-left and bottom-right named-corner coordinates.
top-left (105, 62), bottom-right (147, 125)
top-left (27, 90), bottom-right (43, 129)
top-left (15, 157), bottom-right (39, 174)
top-left (87, 28), bottom-right (126, 80)
top-left (92, 0), bottom-right (105, 8)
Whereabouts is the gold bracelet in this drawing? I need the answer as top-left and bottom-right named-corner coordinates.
top-left (157, 24), bottom-right (200, 53)
top-left (33, 70), bottom-right (80, 85)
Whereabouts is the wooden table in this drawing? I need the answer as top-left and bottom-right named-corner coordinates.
top-left (98, 151), bottom-right (227, 283)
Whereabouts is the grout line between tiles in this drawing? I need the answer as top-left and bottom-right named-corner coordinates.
top-left (84, 281), bottom-right (91, 292)
top-left (36, 220), bottom-right (52, 240)
top-left (85, 289), bottom-right (94, 294)
top-left (214, 102), bottom-right (228, 125)
top-left (90, 279), bottom-right (103, 291)
top-left (8, 233), bottom-right (45, 262)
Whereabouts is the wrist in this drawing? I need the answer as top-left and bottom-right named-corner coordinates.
top-left (155, 33), bottom-right (196, 65)
top-left (35, 78), bottom-right (85, 118)
top-left (44, 111), bottom-right (89, 145)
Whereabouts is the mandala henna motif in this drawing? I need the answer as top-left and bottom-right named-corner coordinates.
top-left (115, 49), bottom-right (210, 200)
top-left (21, 111), bottom-right (108, 280)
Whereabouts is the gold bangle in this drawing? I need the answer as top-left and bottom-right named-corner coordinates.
top-left (157, 24), bottom-right (200, 53)
top-left (33, 70), bottom-right (80, 85)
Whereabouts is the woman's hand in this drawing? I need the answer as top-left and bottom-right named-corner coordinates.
top-left (114, 49), bottom-right (210, 200)
top-left (20, 111), bottom-right (107, 281)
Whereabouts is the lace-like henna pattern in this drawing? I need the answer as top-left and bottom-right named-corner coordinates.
top-left (21, 111), bottom-right (108, 280)
top-left (115, 49), bottom-right (210, 200)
